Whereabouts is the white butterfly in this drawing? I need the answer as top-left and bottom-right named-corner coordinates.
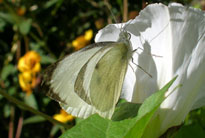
top-left (42, 25), bottom-right (135, 119)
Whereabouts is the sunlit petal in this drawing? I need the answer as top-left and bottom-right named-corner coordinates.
top-left (95, 2), bottom-right (205, 137)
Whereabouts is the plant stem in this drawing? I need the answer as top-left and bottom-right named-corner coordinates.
top-left (24, 36), bottom-right (29, 52)
top-left (9, 106), bottom-right (14, 138)
top-left (0, 89), bottom-right (72, 129)
top-left (15, 115), bottom-right (23, 138)
top-left (123, 0), bottom-right (128, 22)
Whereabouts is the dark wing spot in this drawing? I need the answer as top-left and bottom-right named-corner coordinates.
top-left (96, 76), bottom-right (101, 84)
top-left (46, 89), bottom-right (67, 104)
top-left (95, 63), bottom-right (99, 69)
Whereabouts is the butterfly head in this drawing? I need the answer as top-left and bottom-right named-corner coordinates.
top-left (117, 28), bottom-right (133, 56)
top-left (118, 30), bottom-right (131, 44)
top-left (117, 19), bottom-right (133, 44)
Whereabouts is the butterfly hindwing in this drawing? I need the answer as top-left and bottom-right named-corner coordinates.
top-left (74, 45), bottom-right (113, 105)
top-left (89, 43), bottom-right (129, 112)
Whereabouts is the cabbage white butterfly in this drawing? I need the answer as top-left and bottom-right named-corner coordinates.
top-left (42, 24), bottom-right (134, 119)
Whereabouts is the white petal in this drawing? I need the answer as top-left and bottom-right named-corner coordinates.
top-left (95, 2), bottom-right (205, 137)
top-left (95, 24), bottom-right (121, 42)
top-left (136, 3), bottom-right (205, 137)
top-left (129, 3), bottom-right (174, 102)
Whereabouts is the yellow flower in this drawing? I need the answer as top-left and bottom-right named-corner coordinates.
top-left (17, 6), bottom-right (26, 16)
top-left (72, 29), bottom-right (93, 50)
top-left (53, 109), bottom-right (74, 123)
top-left (84, 29), bottom-right (93, 40)
top-left (95, 18), bottom-right (104, 29)
top-left (18, 51), bottom-right (41, 73)
top-left (72, 36), bottom-right (88, 50)
top-left (18, 51), bottom-right (41, 94)
top-left (19, 72), bottom-right (32, 95)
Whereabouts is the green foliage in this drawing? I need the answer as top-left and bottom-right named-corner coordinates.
top-left (111, 102), bottom-right (141, 121)
top-left (18, 18), bottom-right (32, 35)
top-left (0, 0), bottom-right (204, 137)
top-left (174, 124), bottom-right (205, 138)
top-left (60, 77), bottom-right (177, 138)
top-left (1, 64), bottom-right (16, 80)
top-left (24, 93), bottom-right (38, 109)
top-left (23, 115), bottom-right (46, 125)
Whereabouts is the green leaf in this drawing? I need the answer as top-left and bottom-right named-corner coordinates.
top-left (60, 114), bottom-right (134, 138)
top-left (4, 104), bottom-right (11, 118)
top-left (0, 18), bottom-right (6, 31)
top-left (8, 87), bottom-right (16, 95)
top-left (44, 0), bottom-right (59, 8)
top-left (41, 55), bottom-right (56, 64)
top-left (23, 115), bottom-right (46, 125)
top-left (116, 0), bottom-right (123, 7)
top-left (0, 12), bottom-right (15, 24)
top-left (24, 93), bottom-right (38, 110)
top-left (1, 64), bottom-right (16, 80)
top-left (174, 124), bottom-right (205, 138)
top-left (112, 102), bottom-right (141, 121)
top-left (75, 117), bottom-right (84, 124)
top-left (18, 19), bottom-right (32, 35)
top-left (60, 76), bottom-right (178, 138)
top-left (42, 97), bottom-right (51, 105)
top-left (50, 125), bottom-right (61, 137)
top-left (0, 88), bottom-right (72, 129)
top-left (0, 93), bottom-right (2, 100)
top-left (125, 76), bottom-right (177, 138)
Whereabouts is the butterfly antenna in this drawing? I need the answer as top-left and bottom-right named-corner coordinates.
top-left (104, 1), bottom-right (118, 24)
top-left (149, 22), bottom-right (169, 43)
top-left (122, 19), bottom-right (134, 32)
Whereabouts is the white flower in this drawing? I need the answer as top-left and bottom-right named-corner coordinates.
top-left (95, 3), bottom-right (205, 137)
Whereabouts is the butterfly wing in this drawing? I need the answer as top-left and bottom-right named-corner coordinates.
top-left (89, 43), bottom-right (129, 116)
top-left (42, 42), bottom-right (130, 118)
top-left (43, 42), bottom-right (111, 118)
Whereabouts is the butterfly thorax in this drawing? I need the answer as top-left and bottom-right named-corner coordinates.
top-left (117, 31), bottom-right (133, 59)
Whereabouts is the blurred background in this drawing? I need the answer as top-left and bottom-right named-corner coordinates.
top-left (0, 0), bottom-right (204, 137)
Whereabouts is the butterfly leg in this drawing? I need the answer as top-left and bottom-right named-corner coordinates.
top-left (129, 63), bottom-right (135, 73)
top-left (131, 57), bottom-right (152, 78)
top-left (132, 47), bottom-right (143, 54)
top-left (133, 47), bottom-right (163, 58)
